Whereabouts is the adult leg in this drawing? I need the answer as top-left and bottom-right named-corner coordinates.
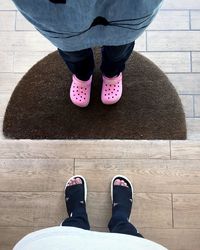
top-left (108, 214), bottom-right (143, 237)
top-left (61, 177), bottom-right (90, 230)
top-left (61, 206), bottom-right (90, 230)
top-left (100, 41), bottom-right (135, 78)
top-left (57, 47), bottom-right (95, 81)
top-left (108, 177), bottom-right (143, 238)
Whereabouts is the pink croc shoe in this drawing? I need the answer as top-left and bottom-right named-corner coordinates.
top-left (101, 72), bottom-right (123, 105)
top-left (70, 74), bottom-right (93, 107)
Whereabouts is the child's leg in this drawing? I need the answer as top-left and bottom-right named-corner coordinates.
top-left (100, 41), bottom-right (135, 78)
top-left (57, 47), bottom-right (95, 81)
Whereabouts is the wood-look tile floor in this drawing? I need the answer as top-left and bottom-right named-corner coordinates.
top-left (0, 1), bottom-right (200, 250)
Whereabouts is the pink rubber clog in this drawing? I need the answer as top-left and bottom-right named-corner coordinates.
top-left (101, 72), bottom-right (123, 105)
top-left (70, 74), bottom-right (93, 107)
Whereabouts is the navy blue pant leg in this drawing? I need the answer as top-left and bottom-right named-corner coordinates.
top-left (57, 40), bottom-right (135, 81)
top-left (57, 47), bottom-right (95, 81)
top-left (108, 212), bottom-right (144, 238)
top-left (61, 206), bottom-right (90, 230)
top-left (61, 207), bottom-right (143, 238)
top-left (100, 41), bottom-right (135, 78)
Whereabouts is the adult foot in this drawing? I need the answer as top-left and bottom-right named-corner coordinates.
top-left (111, 175), bottom-right (133, 220)
top-left (65, 176), bottom-right (87, 217)
top-left (114, 178), bottom-right (129, 188)
top-left (67, 177), bottom-right (82, 186)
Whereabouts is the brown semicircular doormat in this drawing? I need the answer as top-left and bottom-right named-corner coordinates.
top-left (3, 47), bottom-right (186, 139)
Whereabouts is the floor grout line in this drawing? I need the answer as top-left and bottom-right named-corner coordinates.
top-left (193, 95), bottom-right (196, 117)
top-left (171, 193), bottom-right (175, 228)
top-left (73, 158), bottom-right (75, 175)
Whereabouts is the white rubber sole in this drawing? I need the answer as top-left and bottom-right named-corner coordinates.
top-left (110, 174), bottom-right (134, 203)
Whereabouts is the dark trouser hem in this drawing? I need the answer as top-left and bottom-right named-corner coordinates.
top-left (57, 47), bottom-right (95, 81)
top-left (61, 206), bottom-right (90, 230)
top-left (100, 41), bottom-right (135, 78)
top-left (108, 214), bottom-right (144, 238)
top-left (57, 40), bottom-right (135, 81)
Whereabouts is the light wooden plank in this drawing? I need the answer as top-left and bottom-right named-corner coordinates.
top-left (0, 192), bottom-right (66, 227)
top-left (0, 1), bottom-right (17, 10)
top-left (14, 51), bottom-right (52, 73)
top-left (186, 118), bottom-right (200, 140)
top-left (0, 140), bottom-right (170, 159)
top-left (88, 192), bottom-right (172, 228)
top-left (75, 159), bottom-right (200, 193)
top-left (173, 194), bottom-right (200, 228)
top-left (194, 95), bottom-right (200, 117)
top-left (147, 11), bottom-right (189, 30)
top-left (0, 73), bottom-right (23, 91)
top-left (0, 81), bottom-right (18, 93)
top-left (191, 11), bottom-right (200, 30)
top-left (147, 31), bottom-right (200, 51)
top-left (0, 227), bottom-right (36, 250)
top-left (134, 32), bottom-right (146, 51)
top-left (0, 11), bottom-right (15, 31)
top-left (142, 228), bottom-right (200, 250)
top-left (0, 31), bottom-right (55, 51)
top-left (162, 0), bottom-right (200, 10)
top-left (0, 92), bottom-right (12, 118)
top-left (171, 141), bottom-right (200, 159)
top-left (192, 52), bottom-right (200, 72)
top-left (0, 191), bottom-right (172, 228)
top-left (16, 11), bottom-right (36, 31)
top-left (167, 73), bottom-right (200, 94)
top-left (0, 117), bottom-right (5, 140)
top-left (0, 51), bottom-right (13, 72)
top-left (140, 52), bottom-right (191, 73)
top-left (179, 95), bottom-right (194, 118)
top-left (0, 159), bottom-right (74, 191)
